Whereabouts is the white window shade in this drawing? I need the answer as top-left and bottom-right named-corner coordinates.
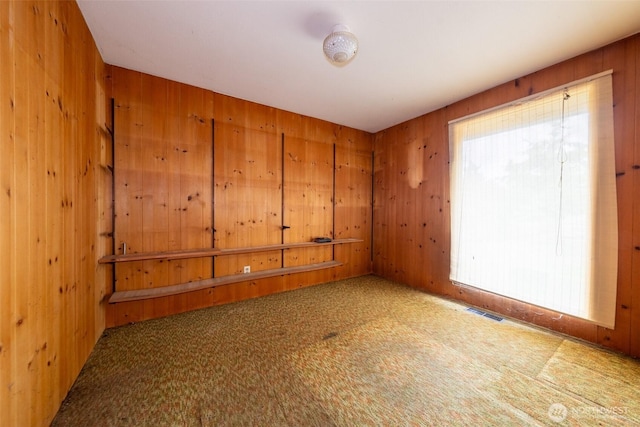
top-left (449, 72), bottom-right (617, 328)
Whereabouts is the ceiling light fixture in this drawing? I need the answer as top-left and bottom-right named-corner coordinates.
top-left (323, 24), bottom-right (358, 66)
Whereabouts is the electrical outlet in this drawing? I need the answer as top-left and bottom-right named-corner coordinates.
top-left (243, 265), bottom-right (250, 274)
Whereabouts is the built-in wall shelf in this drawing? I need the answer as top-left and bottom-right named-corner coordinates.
top-left (99, 238), bottom-right (362, 264)
top-left (99, 247), bottom-right (222, 264)
top-left (109, 260), bottom-right (342, 303)
top-left (104, 238), bottom-right (362, 303)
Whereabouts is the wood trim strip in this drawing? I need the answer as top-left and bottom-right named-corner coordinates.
top-left (98, 238), bottom-right (363, 263)
top-left (100, 247), bottom-right (223, 263)
top-left (281, 132), bottom-right (285, 266)
top-left (332, 143), bottom-right (336, 260)
top-left (109, 260), bottom-right (343, 303)
top-left (110, 97), bottom-right (116, 293)
top-left (211, 117), bottom-right (216, 271)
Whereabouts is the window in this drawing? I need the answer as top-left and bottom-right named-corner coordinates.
top-left (449, 72), bottom-right (617, 328)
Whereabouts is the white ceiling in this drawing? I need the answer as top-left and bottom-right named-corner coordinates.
top-left (77, 1), bottom-right (640, 133)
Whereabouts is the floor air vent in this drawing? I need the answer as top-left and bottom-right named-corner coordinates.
top-left (466, 307), bottom-right (504, 322)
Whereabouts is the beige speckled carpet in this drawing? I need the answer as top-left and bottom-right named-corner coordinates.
top-left (53, 275), bottom-right (640, 426)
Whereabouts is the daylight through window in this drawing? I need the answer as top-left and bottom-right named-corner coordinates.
top-left (449, 71), bottom-right (617, 328)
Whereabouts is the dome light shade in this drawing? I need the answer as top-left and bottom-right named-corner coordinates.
top-left (323, 24), bottom-right (358, 66)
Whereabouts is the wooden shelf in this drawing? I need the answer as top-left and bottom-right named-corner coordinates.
top-left (99, 247), bottom-right (222, 264)
top-left (109, 261), bottom-right (342, 303)
top-left (218, 238), bottom-right (361, 255)
top-left (104, 239), bottom-right (361, 302)
top-left (98, 238), bottom-right (362, 264)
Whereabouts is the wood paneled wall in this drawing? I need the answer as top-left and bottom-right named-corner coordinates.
top-left (0, 1), bottom-right (109, 426)
top-left (373, 33), bottom-right (640, 357)
top-left (106, 66), bottom-right (373, 327)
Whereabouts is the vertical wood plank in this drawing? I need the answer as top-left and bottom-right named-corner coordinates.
top-left (372, 131), bottom-right (388, 278)
top-left (165, 79), bottom-right (184, 311)
top-left (631, 36), bottom-right (640, 358)
top-left (43, 0), bottom-right (64, 414)
top-left (0, 2), bottom-right (17, 425)
top-left (13, 3), bottom-right (39, 423)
